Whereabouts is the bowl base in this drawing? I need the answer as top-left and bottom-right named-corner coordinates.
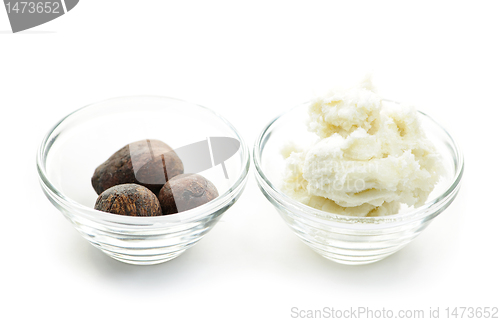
top-left (314, 251), bottom-right (393, 265)
top-left (102, 248), bottom-right (186, 265)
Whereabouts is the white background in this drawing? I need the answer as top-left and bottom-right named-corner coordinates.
top-left (1, 1), bottom-right (499, 321)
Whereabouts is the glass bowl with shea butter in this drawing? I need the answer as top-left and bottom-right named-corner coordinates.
top-left (37, 96), bottom-right (250, 265)
top-left (253, 100), bottom-right (463, 265)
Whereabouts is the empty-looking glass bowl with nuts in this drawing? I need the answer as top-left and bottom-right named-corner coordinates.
top-left (37, 96), bottom-right (250, 265)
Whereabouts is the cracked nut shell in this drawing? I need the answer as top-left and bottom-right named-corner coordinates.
top-left (91, 139), bottom-right (184, 195)
top-left (158, 173), bottom-right (219, 215)
top-left (94, 184), bottom-right (162, 217)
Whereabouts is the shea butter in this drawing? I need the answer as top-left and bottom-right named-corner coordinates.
top-left (282, 77), bottom-right (443, 217)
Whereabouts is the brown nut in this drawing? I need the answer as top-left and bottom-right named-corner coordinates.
top-left (94, 184), bottom-right (162, 217)
top-left (158, 173), bottom-right (219, 215)
top-left (91, 139), bottom-right (184, 195)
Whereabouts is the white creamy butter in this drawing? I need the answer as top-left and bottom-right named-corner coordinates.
top-left (282, 77), bottom-right (443, 217)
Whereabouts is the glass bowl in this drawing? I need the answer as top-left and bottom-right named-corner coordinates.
top-left (37, 96), bottom-right (250, 265)
top-left (253, 101), bottom-right (464, 265)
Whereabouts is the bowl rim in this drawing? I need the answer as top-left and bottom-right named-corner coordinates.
top-left (37, 95), bottom-right (250, 224)
top-left (253, 100), bottom-right (464, 225)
